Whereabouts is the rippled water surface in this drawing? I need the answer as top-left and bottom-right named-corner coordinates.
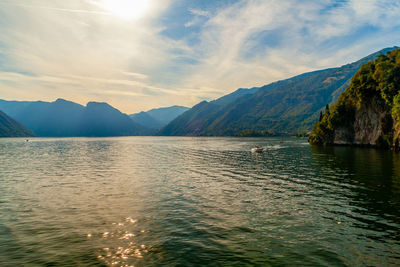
top-left (1, 137), bottom-right (400, 266)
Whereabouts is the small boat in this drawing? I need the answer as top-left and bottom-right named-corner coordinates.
top-left (251, 146), bottom-right (263, 153)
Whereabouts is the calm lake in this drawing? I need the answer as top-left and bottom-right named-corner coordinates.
top-left (0, 137), bottom-right (399, 266)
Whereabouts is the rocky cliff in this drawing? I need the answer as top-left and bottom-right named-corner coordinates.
top-left (309, 49), bottom-right (400, 150)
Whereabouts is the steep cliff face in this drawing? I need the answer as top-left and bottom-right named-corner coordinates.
top-left (309, 49), bottom-right (400, 150)
top-left (332, 98), bottom-right (391, 145)
top-left (353, 100), bottom-right (391, 145)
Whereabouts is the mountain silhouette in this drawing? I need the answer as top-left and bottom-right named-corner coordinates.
top-left (0, 99), bottom-right (150, 137)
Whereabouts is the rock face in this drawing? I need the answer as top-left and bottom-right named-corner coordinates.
top-left (309, 49), bottom-right (400, 150)
top-left (353, 100), bottom-right (389, 145)
top-left (331, 98), bottom-right (391, 145)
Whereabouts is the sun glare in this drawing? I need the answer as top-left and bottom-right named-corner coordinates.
top-left (102, 0), bottom-right (152, 20)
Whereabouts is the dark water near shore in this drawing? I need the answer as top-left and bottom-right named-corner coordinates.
top-left (0, 137), bottom-right (400, 266)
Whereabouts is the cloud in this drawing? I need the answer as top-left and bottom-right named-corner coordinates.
top-left (176, 0), bottom-right (400, 94)
top-left (0, 1), bottom-right (109, 15)
top-left (188, 8), bottom-right (210, 17)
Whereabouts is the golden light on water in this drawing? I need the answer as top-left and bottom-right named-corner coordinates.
top-left (101, 0), bottom-right (152, 20)
top-left (94, 218), bottom-right (150, 266)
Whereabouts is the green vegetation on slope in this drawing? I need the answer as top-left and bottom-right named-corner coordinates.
top-left (0, 110), bottom-right (36, 137)
top-left (235, 129), bottom-right (276, 137)
top-left (309, 49), bottom-right (400, 149)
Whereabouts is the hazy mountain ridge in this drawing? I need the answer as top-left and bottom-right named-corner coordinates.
top-left (0, 110), bottom-right (36, 137)
top-left (130, 105), bottom-right (189, 130)
top-left (130, 112), bottom-right (163, 130)
top-left (159, 46), bottom-right (399, 136)
top-left (0, 99), bottom-right (150, 137)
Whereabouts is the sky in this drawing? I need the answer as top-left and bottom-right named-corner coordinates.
top-left (0, 0), bottom-right (399, 114)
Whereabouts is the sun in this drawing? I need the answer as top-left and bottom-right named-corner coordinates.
top-left (101, 0), bottom-right (152, 20)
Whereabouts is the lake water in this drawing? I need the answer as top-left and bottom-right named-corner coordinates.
top-left (0, 137), bottom-right (399, 266)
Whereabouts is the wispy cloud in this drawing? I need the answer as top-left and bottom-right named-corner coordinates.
top-left (188, 8), bottom-right (210, 18)
top-left (176, 0), bottom-right (400, 94)
top-left (0, 1), bottom-right (109, 15)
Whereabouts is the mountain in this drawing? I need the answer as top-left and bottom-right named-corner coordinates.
top-left (309, 49), bottom-right (400, 150)
top-left (147, 106), bottom-right (190, 125)
top-left (0, 99), bottom-right (149, 137)
top-left (159, 46), bottom-right (399, 136)
top-left (79, 102), bottom-right (148, 137)
top-left (212, 86), bottom-right (260, 106)
top-left (130, 105), bottom-right (189, 130)
top-left (130, 112), bottom-right (163, 130)
top-left (0, 110), bottom-right (36, 137)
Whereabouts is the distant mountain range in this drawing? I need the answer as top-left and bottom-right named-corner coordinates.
top-left (159, 46), bottom-right (399, 136)
top-left (130, 106), bottom-right (189, 130)
top-left (0, 110), bottom-right (35, 137)
top-left (0, 99), bottom-right (149, 137)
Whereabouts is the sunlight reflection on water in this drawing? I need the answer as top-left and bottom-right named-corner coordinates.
top-left (93, 217), bottom-right (150, 266)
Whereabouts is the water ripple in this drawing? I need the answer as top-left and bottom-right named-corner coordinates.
top-left (0, 137), bottom-right (399, 266)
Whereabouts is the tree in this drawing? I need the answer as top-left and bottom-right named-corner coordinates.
top-left (325, 104), bottom-right (330, 116)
